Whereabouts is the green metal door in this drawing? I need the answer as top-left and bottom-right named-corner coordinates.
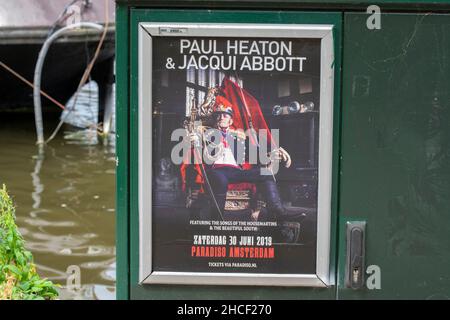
top-left (124, 9), bottom-right (342, 300)
top-left (338, 12), bottom-right (450, 299)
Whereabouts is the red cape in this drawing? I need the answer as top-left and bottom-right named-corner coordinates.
top-left (181, 77), bottom-right (273, 191)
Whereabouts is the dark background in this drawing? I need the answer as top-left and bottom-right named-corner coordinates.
top-left (150, 36), bottom-right (321, 274)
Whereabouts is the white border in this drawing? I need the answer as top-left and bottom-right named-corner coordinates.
top-left (139, 23), bottom-right (335, 286)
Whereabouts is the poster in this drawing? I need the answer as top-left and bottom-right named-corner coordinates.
top-left (140, 23), bottom-right (334, 285)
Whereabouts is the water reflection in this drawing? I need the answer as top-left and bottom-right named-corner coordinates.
top-left (0, 114), bottom-right (116, 300)
top-left (31, 146), bottom-right (44, 210)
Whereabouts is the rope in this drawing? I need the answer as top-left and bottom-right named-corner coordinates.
top-left (0, 61), bottom-right (65, 110)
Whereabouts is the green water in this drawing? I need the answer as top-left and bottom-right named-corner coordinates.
top-left (0, 113), bottom-right (115, 300)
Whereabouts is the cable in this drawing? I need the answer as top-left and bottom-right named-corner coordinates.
top-left (33, 22), bottom-right (104, 145)
top-left (45, 0), bottom-right (110, 144)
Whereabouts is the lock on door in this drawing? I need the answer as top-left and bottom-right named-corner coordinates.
top-left (345, 221), bottom-right (366, 289)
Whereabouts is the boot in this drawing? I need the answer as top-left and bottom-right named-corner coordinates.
top-left (262, 180), bottom-right (285, 219)
top-left (262, 180), bottom-right (307, 222)
top-left (262, 180), bottom-right (306, 244)
top-left (273, 222), bottom-right (301, 244)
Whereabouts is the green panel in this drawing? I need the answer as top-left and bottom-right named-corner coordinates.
top-left (128, 9), bottom-right (342, 300)
top-left (115, 3), bottom-right (130, 300)
top-left (116, 0), bottom-right (450, 12)
top-left (339, 13), bottom-right (450, 299)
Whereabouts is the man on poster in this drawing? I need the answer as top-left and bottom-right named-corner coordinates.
top-left (185, 78), bottom-right (304, 232)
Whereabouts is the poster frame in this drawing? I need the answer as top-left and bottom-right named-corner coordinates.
top-left (138, 22), bottom-right (335, 287)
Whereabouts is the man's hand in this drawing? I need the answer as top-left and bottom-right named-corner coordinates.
top-left (269, 147), bottom-right (291, 168)
top-left (189, 132), bottom-right (201, 146)
top-left (278, 147), bottom-right (291, 168)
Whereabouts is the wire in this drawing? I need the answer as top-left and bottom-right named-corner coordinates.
top-left (83, 37), bottom-right (96, 124)
top-left (33, 22), bottom-right (104, 145)
top-left (46, 0), bottom-right (110, 144)
top-left (0, 61), bottom-right (65, 110)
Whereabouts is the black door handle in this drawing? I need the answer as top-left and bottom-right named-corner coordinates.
top-left (345, 221), bottom-right (366, 289)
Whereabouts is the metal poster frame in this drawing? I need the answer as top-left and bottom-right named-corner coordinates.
top-left (138, 22), bottom-right (334, 286)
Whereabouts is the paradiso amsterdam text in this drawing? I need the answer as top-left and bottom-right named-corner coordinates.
top-left (191, 234), bottom-right (275, 259)
top-left (191, 246), bottom-right (275, 259)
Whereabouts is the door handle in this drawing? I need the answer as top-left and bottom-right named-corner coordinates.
top-left (345, 221), bottom-right (366, 289)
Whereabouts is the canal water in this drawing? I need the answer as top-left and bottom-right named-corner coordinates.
top-left (0, 85), bottom-right (116, 300)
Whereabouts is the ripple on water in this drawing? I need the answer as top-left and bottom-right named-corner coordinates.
top-left (0, 109), bottom-right (116, 300)
top-left (80, 258), bottom-right (116, 271)
top-left (23, 218), bottom-right (77, 227)
top-left (58, 284), bottom-right (116, 300)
